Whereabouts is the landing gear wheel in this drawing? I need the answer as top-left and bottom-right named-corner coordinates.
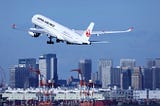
top-left (47, 41), bottom-right (54, 44)
top-left (47, 35), bottom-right (54, 44)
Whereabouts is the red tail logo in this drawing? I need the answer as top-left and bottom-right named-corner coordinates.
top-left (86, 29), bottom-right (90, 37)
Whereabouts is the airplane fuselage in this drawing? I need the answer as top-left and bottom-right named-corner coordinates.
top-left (32, 14), bottom-right (90, 44)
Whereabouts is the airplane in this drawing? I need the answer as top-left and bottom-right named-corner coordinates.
top-left (13, 14), bottom-right (133, 45)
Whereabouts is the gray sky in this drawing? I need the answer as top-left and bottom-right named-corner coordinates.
top-left (0, 0), bottom-right (160, 80)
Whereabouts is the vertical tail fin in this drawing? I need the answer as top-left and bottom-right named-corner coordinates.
top-left (82, 22), bottom-right (94, 41)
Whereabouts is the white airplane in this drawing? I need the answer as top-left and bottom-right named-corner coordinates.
top-left (13, 14), bottom-right (133, 45)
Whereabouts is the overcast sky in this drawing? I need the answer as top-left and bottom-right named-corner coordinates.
top-left (0, 0), bottom-right (160, 81)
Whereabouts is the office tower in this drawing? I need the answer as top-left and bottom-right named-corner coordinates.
top-left (98, 68), bottom-right (102, 85)
top-left (16, 67), bottom-right (30, 88)
top-left (146, 58), bottom-right (155, 68)
top-left (131, 67), bottom-right (142, 90)
top-left (120, 59), bottom-right (136, 68)
top-left (111, 66), bottom-right (121, 87)
top-left (9, 66), bottom-right (30, 88)
top-left (120, 59), bottom-right (134, 89)
top-left (39, 54), bottom-right (58, 84)
top-left (10, 58), bottom-right (38, 88)
top-left (79, 59), bottom-right (92, 83)
top-left (142, 68), bottom-right (153, 89)
top-left (155, 58), bottom-right (160, 68)
top-left (19, 58), bottom-right (38, 87)
top-left (120, 67), bottom-right (132, 89)
top-left (152, 67), bottom-right (160, 90)
top-left (9, 66), bottom-right (16, 88)
top-left (91, 72), bottom-right (101, 85)
top-left (19, 58), bottom-right (36, 68)
top-left (99, 59), bottom-right (112, 88)
top-left (146, 58), bottom-right (160, 68)
top-left (91, 72), bottom-right (98, 82)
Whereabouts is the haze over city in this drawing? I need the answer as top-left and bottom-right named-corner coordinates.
top-left (0, 0), bottom-right (160, 80)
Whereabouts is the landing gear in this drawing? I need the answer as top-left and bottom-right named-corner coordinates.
top-left (56, 39), bottom-right (64, 43)
top-left (47, 40), bottom-right (54, 44)
top-left (34, 25), bottom-right (37, 28)
top-left (47, 36), bottom-right (54, 44)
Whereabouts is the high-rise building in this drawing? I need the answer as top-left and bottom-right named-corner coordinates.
top-left (15, 67), bottom-right (30, 88)
top-left (131, 67), bottom-right (142, 90)
top-left (120, 67), bottom-right (132, 89)
top-left (98, 67), bottom-right (102, 85)
top-left (155, 58), bottom-right (160, 68)
top-left (79, 59), bottom-right (92, 82)
top-left (99, 59), bottom-right (112, 88)
top-left (19, 58), bottom-right (36, 68)
top-left (91, 72), bottom-right (98, 82)
top-left (91, 71), bottom-right (101, 86)
top-left (142, 68), bottom-right (153, 89)
top-left (120, 59), bottom-right (134, 89)
top-left (9, 66), bottom-right (16, 88)
top-left (146, 58), bottom-right (160, 68)
top-left (146, 58), bottom-right (155, 68)
top-left (39, 54), bottom-right (58, 84)
top-left (152, 67), bottom-right (160, 90)
top-left (9, 58), bottom-right (38, 88)
top-left (19, 58), bottom-right (38, 87)
top-left (111, 66), bottom-right (121, 87)
top-left (120, 59), bottom-right (136, 68)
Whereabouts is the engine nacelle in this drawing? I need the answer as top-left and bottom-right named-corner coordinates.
top-left (28, 31), bottom-right (40, 37)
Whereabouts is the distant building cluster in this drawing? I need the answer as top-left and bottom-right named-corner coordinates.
top-left (9, 54), bottom-right (160, 90)
top-left (9, 54), bottom-right (58, 88)
top-left (92, 58), bottom-right (160, 90)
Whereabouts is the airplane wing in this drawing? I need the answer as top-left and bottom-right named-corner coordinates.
top-left (91, 27), bottom-right (133, 36)
top-left (75, 27), bottom-right (133, 36)
top-left (12, 24), bottom-right (47, 34)
top-left (28, 28), bottom-right (52, 38)
top-left (12, 24), bottom-right (55, 44)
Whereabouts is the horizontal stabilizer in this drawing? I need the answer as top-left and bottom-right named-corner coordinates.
top-left (91, 41), bottom-right (111, 44)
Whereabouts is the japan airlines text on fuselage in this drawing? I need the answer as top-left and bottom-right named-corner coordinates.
top-left (28, 14), bottom-right (133, 45)
top-left (30, 14), bottom-right (92, 44)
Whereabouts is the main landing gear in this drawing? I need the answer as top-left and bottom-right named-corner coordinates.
top-left (47, 36), bottom-right (54, 44)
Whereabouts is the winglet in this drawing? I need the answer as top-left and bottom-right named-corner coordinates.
top-left (128, 27), bottom-right (134, 32)
top-left (12, 24), bottom-right (16, 29)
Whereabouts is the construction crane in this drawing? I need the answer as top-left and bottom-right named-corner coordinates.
top-left (71, 69), bottom-right (95, 100)
top-left (29, 66), bottom-right (54, 88)
top-left (29, 66), bottom-right (44, 88)
top-left (71, 69), bottom-right (83, 87)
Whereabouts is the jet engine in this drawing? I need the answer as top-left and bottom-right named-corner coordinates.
top-left (28, 31), bottom-right (40, 37)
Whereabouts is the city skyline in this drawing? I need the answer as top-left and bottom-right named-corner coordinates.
top-left (1, 53), bottom-right (160, 84)
top-left (7, 55), bottom-right (160, 90)
top-left (0, 0), bottom-right (160, 81)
